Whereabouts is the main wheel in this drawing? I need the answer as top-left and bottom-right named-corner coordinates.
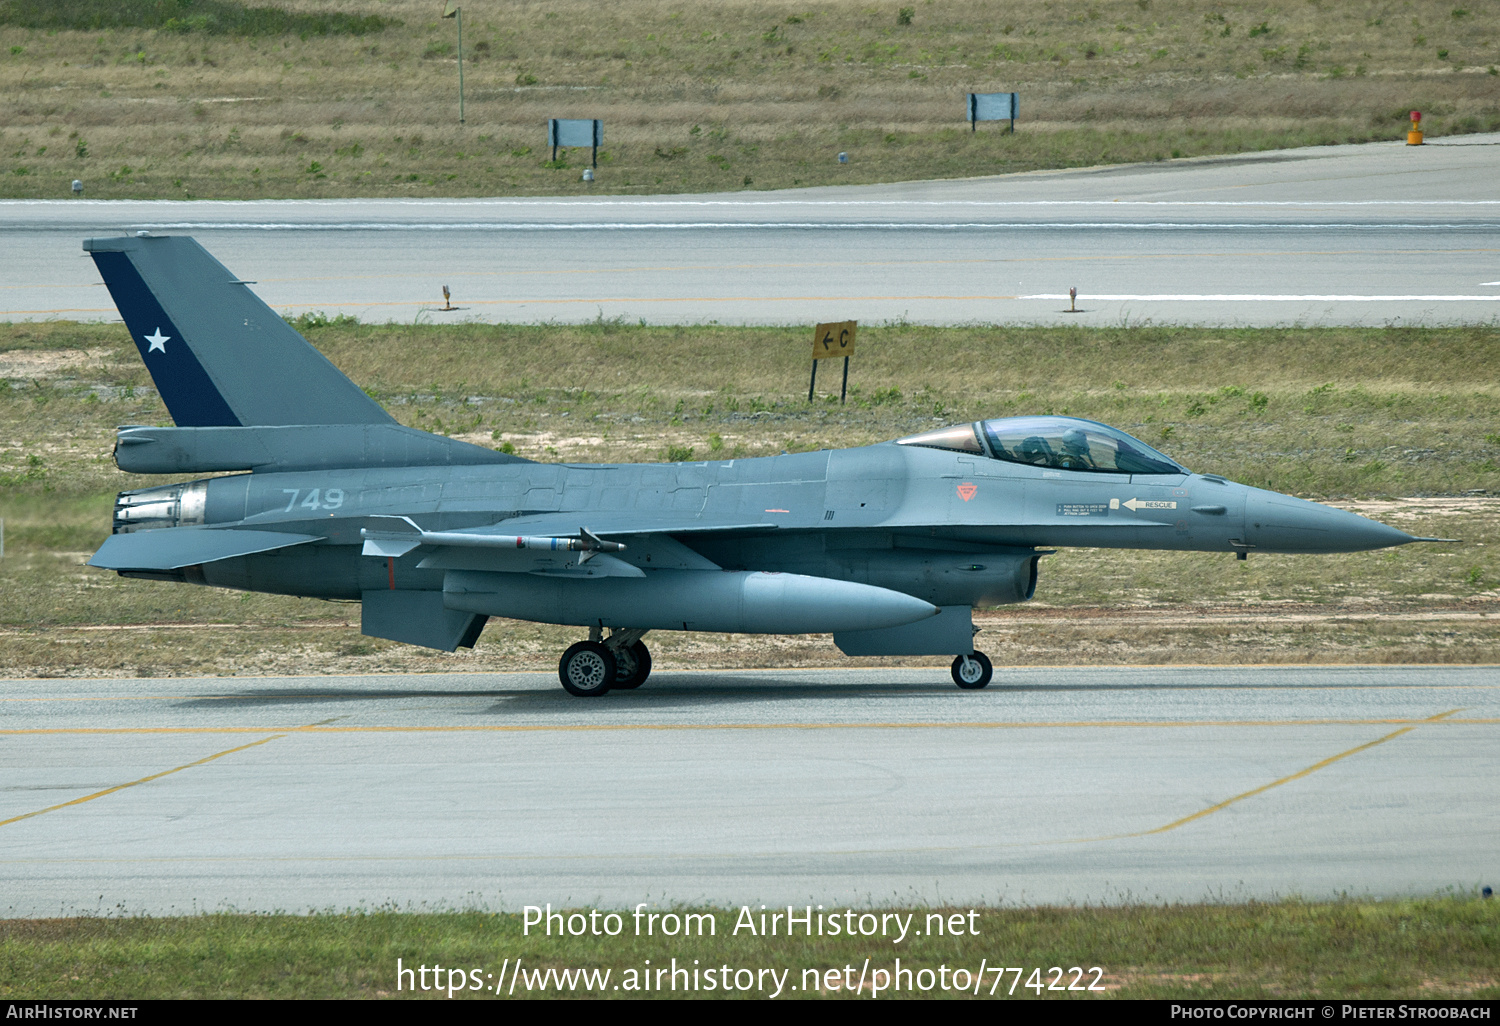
top-left (611, 640), bottom-right (653, 690)
top-left (951, 651), bottom-right (993, 690)
top-left (559, 641), bottom-right (616, 697)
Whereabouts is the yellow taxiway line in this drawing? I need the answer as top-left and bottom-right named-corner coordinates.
top-left (0, 735), bottom-right (285, 829)
top-left (0, 711), bottom-right (1474, 856)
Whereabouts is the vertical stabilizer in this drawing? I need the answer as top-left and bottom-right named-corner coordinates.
top-left (85, 234), bottom-right (394, 427)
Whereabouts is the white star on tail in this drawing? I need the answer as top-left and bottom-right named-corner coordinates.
top-left (144, 328), bottom-right (169, 353)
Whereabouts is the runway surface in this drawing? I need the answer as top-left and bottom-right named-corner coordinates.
top-left (3, 136), bottom-right (1498, 328)
top-left (1, 665), bottom-right (1494, 916)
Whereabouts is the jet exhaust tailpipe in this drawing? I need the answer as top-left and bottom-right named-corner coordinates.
top-left (442, 569), bottom-right (938, 634)
top-left (112, 480), bottom-right (207, 534)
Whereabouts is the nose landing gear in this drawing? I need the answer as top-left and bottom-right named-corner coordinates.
top-left (557, 627), bottom-right (653, 696)
top-left (951, 651), bottom-right (993, 689)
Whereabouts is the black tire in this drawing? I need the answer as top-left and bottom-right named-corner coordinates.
top-left (559, 641), bottom-right (616, 697)
top-left (611, 641), bottom-right (653, 690)
top-left (951, 651), bottom-right (993, 690)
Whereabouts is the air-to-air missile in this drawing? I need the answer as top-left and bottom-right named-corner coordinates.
top-left (83, 235), bottom-right (1449, 696)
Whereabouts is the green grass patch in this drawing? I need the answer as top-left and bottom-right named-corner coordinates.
top-left (1, 0), bottom-right (1496, 199)
top-left (1, 897), bottom-right (1495, 999)
top-left (0, 0), bottom-right (395, 36)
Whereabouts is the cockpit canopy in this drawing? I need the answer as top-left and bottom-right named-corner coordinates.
top-left (896, 416), bottom-right (1187, 476)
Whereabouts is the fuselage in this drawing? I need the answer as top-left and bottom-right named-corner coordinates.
top-left (112, 438), bottom-right (1411, 609)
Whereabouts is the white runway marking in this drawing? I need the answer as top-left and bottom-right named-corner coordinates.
top-left (58, 221), bottom-right (1500, 232)
top-left (1022, 293), bottom-right (1500, 302)
top-left (8, 198), bottom-right (1500, 210)
top-left (8, 136), bottom-right (1496, 327)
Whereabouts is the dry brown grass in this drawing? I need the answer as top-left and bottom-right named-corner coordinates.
top-left (2, 0), bottom-right (1498, 198)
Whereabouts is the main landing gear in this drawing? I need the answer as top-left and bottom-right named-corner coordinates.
top-left (951, 651), bottom-right (993, 690)
top-left (558, 627), bottom-right (652, 697)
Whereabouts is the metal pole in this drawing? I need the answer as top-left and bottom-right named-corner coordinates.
top-left (457, 8), bottom-right (465, 124)
top-left (840, 356), bottom-right (849, 404)
top-left (808, 361), bottom-right (818, 402)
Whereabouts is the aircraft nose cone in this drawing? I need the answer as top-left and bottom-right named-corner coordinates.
top-left (1245, 491), bottom-right (1414, 553)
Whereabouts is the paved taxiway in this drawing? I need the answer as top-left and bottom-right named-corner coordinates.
top-left (4, 136), bottom-right (1498, 328)
top-left (1, 665), bottom-right (1493, 916)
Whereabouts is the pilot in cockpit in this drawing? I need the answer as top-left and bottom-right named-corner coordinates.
top-left (1016, 436), bottom-right (1054, 465)
top-left (1057, 428), bottom-right (1097, 470)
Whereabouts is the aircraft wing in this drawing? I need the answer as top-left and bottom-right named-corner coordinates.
top-left (89, 527), bottom-right (322, 571)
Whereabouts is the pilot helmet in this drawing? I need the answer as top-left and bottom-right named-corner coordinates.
top-left (1060, 427), bottom-right (1090, 454)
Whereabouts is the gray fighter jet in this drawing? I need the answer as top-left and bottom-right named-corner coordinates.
top-left (85, 235), bottom-right (1442, 695)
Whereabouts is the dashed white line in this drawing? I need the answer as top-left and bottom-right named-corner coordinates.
top-left (1022, 293), bottom-right (1500, 302)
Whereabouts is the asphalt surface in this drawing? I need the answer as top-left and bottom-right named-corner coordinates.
top-left (3, 135), bottom-right (1499, 328)
top-left (1, 665), bottom-right (1494, 915)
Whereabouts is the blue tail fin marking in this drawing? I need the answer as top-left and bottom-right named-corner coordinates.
top-left (86, 234), bottom-right (393, 428)
top-left (91, 250), bottom-right (240, 427)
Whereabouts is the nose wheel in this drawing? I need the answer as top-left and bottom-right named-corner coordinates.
top-left (951, 651), bottom-right (993, 689)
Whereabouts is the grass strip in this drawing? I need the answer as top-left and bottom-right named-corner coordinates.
top-left (0, 0), bottom-right (393, 36)
top-left (1, 0), bottom-right (1497, 199)
top-left (0, 898), bottom-right (1495, 999)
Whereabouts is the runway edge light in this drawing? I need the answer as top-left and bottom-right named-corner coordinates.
top-left (1408, 110), bottom-right (1423, 146)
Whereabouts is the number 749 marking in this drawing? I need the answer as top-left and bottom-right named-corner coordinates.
top-left (282, 488), bottom-right (344, 512)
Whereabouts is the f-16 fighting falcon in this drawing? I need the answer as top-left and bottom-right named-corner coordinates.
top-left (85, 235), bottom-right (1445, 696)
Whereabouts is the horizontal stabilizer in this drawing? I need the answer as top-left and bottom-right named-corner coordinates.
top-left (115, 423), bottom-right (525, 475)
top-left (90, 528), bottom-right (321, 571)
top-left (85, 234), bottom-right (393, 428)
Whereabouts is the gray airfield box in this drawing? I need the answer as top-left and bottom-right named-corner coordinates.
top-left (548, 118), bottom-right (603, 166)
top-left (967, 92), bottom-right (1018, 132)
